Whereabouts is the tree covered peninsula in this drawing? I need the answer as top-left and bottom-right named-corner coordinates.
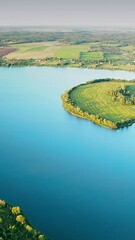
top-left (0, 199), bottom-right (48, 240)
top-left (62, 79), bottom-right (135, 129)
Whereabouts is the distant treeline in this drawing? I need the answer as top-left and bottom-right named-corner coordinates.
top-left (0, 28), bottom-right (135, 46)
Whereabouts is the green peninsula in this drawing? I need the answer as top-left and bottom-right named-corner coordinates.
top-left (62, 79), bottom-right (135, 129)
top-left (0, 199), bottom-right (48, 240)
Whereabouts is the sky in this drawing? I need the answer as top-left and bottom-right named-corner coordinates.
top-left (0, 0), bottom-right (135, 26)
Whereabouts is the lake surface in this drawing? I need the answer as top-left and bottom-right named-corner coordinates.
top-left (0, 66), bottom-right (135, 240)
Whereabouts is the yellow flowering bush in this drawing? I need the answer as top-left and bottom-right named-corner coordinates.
top-left (11, 206), bottom-right (21, 215)
top-left (16, 215), bottom-right (25, 224)
top-left (25, 225), bottom-right (33, 232)
top-left (0, 200), bottom-right (6, 206)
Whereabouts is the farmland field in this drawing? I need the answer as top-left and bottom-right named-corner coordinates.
top-left (81, 51), bottom-right (103, 61)
top-left (5, 43), bottom-right (90, 60)
top-left (63, 80), bottom-right (135, 128)
top-left (5, 43), bottom-right (51, 59)
top-left (0, 47), bottom-right (16, 57)
top-left (54, 45), bottom-right (89, 59)
top-left (0, 27), bottom-right (135, 71)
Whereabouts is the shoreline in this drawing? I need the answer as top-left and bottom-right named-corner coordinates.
top-left (0, 59), bottom-right (135, 72)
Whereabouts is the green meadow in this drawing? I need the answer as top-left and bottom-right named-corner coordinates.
top-left (81, 51), bottom-right (103, 61)
top-left (62, 79), bottom-right (135, 129)
top-left (54, 45), bottom-right (89, 59)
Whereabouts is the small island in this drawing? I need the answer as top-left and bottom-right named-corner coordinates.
top-left (62, 78), bottom-right (135, 129)
top-left (0, 199), bottom-right (48, 240)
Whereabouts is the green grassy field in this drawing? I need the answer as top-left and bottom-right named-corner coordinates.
top-left (5, 43), bottom-right (90, 60)
top-left (62, 79), bottom-right (135, 129)
top-left (54, 45), bottom-right (89, 59)
top-left (5, 42), bottom-right (52, 59)
top-left (81, 51), bottom-right (103, 61)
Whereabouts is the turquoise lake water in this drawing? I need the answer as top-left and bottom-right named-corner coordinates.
top-left (0, 67), bottom-right (135, 240)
